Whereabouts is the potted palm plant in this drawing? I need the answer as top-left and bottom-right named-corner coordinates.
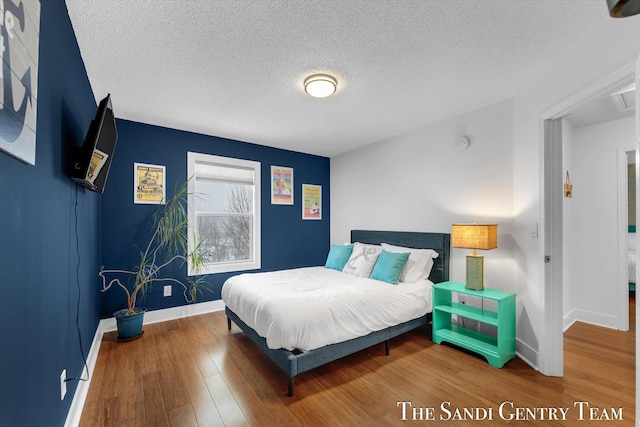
top-left (99, 181), bottom-right (209, 340)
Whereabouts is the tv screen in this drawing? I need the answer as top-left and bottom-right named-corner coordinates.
top-left (70, 94), bottom-right (118, 193)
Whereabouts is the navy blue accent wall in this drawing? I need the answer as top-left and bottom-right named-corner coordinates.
top-left (0, 1), bottom-right (329, 424)
top-left (0, 1), bottom-right (102, 426)
top-left (100, 121), bottom-right (330, 317)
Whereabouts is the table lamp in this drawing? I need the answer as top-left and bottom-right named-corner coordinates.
top-left (451, 224), bottom-right (497, 290)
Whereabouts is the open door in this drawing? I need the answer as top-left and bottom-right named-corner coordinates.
top-left (540, 61), bottom-right (637, 377)
top-left (541, 119), bottom-right (564, 377)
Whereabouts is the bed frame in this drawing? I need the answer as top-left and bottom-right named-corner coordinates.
top-left (225, 230), bottom-right (451, 396)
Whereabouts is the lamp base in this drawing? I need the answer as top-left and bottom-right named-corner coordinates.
top-left (465, 254), bottom-right (484, 291)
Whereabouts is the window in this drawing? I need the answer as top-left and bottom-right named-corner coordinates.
top-left (187, 152), bottom-right (261, 275)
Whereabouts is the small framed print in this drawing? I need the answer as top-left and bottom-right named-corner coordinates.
top-left (0, 0), bottom-right (40, 165)
top-left (134, 163), bottom-right (166, 204)
top-left (271, 165), bottom-right (293, 205)
top-left (302, 184), bottom-right (321, 220)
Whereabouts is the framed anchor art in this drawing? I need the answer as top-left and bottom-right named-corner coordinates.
top-left (0, 0), bottom-right (40, 165)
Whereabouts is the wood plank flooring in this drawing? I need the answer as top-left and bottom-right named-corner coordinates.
top-left (80, 297), bottom-right (635, 426)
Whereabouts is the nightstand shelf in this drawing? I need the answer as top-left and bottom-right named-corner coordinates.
top-left (432, 281), bottom-right (515, 368)
top-left (432, 302), bottom-right (499, 326)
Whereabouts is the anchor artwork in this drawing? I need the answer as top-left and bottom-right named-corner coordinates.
top-left (0, 0), bottom-right (40, 165)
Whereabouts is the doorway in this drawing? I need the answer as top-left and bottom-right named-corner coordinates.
top-left (541, 62), bottom-right (636, 376)
top-left (624, 149), bottom-right (636, 326)
top-left (620, 148), bottom-right (636, 330)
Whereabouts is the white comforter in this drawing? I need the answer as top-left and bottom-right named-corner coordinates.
top-left (221, 266), bottom-right (433, 352)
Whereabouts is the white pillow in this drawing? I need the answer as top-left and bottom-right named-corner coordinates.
top-left (342, 242), bottom-right (382, 277)
top-left (381, 243), bottom-right (439, 283)
top-left (629, 233), bottom-right (636, 252)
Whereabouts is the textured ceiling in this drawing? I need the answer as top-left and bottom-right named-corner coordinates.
top-left (65, 0), bottom-right (611, 157)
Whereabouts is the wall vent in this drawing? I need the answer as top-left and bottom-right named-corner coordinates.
top-left (610, 82), bottom-right (636, 112)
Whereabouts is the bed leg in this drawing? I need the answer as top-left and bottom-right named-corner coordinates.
top-left (288, 377), bottom-right (294, 397)
top-left (227, 316), bottom-right (231, 331)
top-left (385, 340), bottom-right (390, 356)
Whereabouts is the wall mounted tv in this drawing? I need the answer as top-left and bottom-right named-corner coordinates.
top-left (70, 94), bottom-right (118, 193)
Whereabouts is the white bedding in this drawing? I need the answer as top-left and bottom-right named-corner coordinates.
top-left (629, 251), bottom-right (636, 284)
top-left (221, 266), bottom-right (433, 352)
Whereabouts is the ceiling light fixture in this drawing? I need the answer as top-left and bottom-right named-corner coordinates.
top-left (607, 0), bottom-right (640, 17)
top-left (304, 74), bottom-right (337, 98)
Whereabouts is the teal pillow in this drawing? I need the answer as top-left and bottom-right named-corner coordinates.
top-left (324, 244), bottom-right (354, 271)
top-left (370, 250), bottom-right (410, 284)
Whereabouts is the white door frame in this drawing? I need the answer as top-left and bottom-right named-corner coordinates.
top-left (541, 118), bottom-right (564, 376)
top-left (540, 62), bottom-right (635, 376)
top-left (617, 147), bottom-right (633, 332)
top-left (634, 53), bottom-right (639, 427)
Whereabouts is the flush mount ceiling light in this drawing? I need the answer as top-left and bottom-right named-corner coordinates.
top-left (304, 74), bottom-right (337, 98)
top-left (607, 0), bottom-right (640, 17)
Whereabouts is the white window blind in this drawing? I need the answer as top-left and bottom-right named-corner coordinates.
top-left (187, 152), bottom-right (261, 275)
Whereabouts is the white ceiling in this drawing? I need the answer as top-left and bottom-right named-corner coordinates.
top-left (66, 0), bottom-right (613, 158)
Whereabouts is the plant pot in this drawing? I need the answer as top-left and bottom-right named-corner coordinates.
top-left (114, 307), bottom-right (146, 341)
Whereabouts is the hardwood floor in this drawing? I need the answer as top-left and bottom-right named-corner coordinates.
top-left (80, 297), bottom-right (635, 426)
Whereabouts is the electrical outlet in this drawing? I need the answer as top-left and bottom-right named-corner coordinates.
top-left (60, 369), bottom-right (67, 400)
top-left (163, 285), bottom-right (171, 297)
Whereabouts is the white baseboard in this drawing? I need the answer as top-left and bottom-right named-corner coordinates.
top-left (100, 299), bottom-right (226, 332)
top-left (563, 311), bottom-right (577, 332)
top-left (64, 300), bottom-right (225, 427)
top-left (63, 320), bottom-right (106, 427)
top-left (516, 338), bottom-right (538, 371)
top-left (563, 308), bottom-right (619, 332)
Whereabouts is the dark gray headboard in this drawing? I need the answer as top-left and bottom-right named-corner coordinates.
top-left (350, 230), bottom-right (450, 284)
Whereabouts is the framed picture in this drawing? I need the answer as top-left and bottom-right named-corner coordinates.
top-left (302, 184), bottom-right (322, 220)
top-left (134, 163), bottom-right (166, 204)
top-left (0, 1), bottom-right (41, 165)
top-left (271, 165), bottom-right (293, 205)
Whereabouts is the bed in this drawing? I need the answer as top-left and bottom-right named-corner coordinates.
top-left (222, 230), bottom-right (450, 396)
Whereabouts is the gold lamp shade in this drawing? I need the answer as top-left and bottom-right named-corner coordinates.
top-left (451, 224), bottom-right (497, 291)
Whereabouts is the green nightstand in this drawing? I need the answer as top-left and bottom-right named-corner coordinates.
top-left (432, 281), bottom-right (516, 368)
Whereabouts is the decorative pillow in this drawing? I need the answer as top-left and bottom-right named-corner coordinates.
top-left (342, 242), bottom-right (382, 277)
top-left (370, 250), bottom-right (410, 284)
top-left (324, 244), bottom-right (354, 271)
top-left (381, 243), bottom-right (439, 283)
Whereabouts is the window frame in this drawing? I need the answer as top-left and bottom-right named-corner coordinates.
top-left (187, 151), bottom-right (261, 275)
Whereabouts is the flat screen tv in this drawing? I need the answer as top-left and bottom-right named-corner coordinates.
top-left (70, 94), bottom-right (118, 193)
